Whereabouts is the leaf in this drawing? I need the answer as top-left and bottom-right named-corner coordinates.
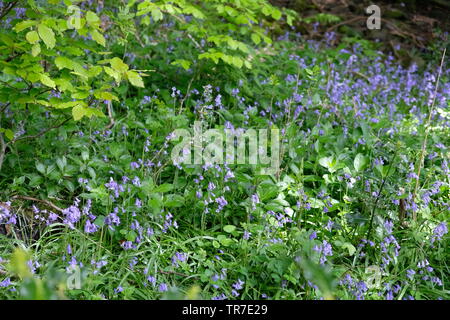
top-left (55, 56), bottom-right (74, 70)
top-left (341, 242), bottom-right (356, 256)
top-left (251, 33), bottom-right (261, 45)
top-left (151, 8), bottom-right (163, 21)
top-left (126, 70), bottom-right (144, 88)
top-left (40, 74), bottom-right (56, 88)
top-left (110, 57), bottom-right (129, 73)
top-left (171, 59), bottom-right (192, 70)
top-left (271, 9), bottom-right (282, 20)
top-left (94, 91), bottom-right (119, 101)
top-left (37, 24), bottom-right (56, 49)
top-left (36, 162), bottom-right (46, 174)
top-left (2, 129), bottom-right (14, 141)
top-left (25, 31), bottom-right (40, 44)
top-left (31, 43), bottom-right (41, 56)
top-left (223, 225), bottom-right (236, 233)
top-left (91, 29), bottom-right (105, 47)
top-left (353, 153), bottom-right (369, 172)
top-left (72, 104), bottom-right (86, 121)
top-left (86, 11), bottom-right (100, 26)
top-left (14, 20), bottom-right (37, 32)
top-left (153, 183), bottom-right (173, 193)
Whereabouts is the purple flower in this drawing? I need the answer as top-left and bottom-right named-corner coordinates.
top-left (431, 222), bottom-right (448, 244)
top-left (159, 283), bottom-right (168, 292)
top-left (0, 278), bottom-right (12, 288)
top-left (84, 220), bottom-right (98, 233)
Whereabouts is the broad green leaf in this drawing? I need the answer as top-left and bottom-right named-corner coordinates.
top-left (91, 29), bottom-right (105, 47)
top-left (126, 70), bottom-right (144, 88)
top-left (72, 104), bottom-right (86, 121)
top-left (353, 153), bottom-right (369, 172)
top-left (251, 33), bottom-right (261, 45)
top-left (14, 20), bottom-right (37, 32)
top-left (40, 74), bottom-right (56, 88)
top-left (31, 43), bottom-right (41, 56)
top-left (86, 11), bottom-right (100, 26)
top-left (55, 56), bottom-right (74, 70)
top-left (37, 24), bottom-right (56, 49)
top-left (25, 31), bottom-right (40, 44)
top-left (223, 225), bottom-right (236, 233)
top-left (110, 57), bottom-right (129, 73)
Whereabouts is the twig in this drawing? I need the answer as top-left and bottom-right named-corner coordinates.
top-left (326, 16), bottom-right (366, 33)
top-left (11, 195), bottom-right (64, 213)
top-left (411, 48), bottom-right (446, 220)
top-left (0, 0), bottom-right (19, 20)
top-left (9, 117), bottom-right (71, 144)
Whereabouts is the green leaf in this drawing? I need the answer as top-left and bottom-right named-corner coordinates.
top-left (353, 153), bottom-right (369, 172)
top-left (91, 29), bottom-right (105, 47)
top-left (2, 129), bottom-right (14, 141)
top-left (126, 70), bottom-right (144, 88)
top-left (31, 43), bottom-right (41, 56)
top-left (25, 31), bottom-right (40, 44)
top-left (40, 74), bottom-right (56, 88)
top-left (151, 8), bottom-right (163, 21)
top-left (223, 225), bottom-right (236, 233)
top-left (37, 24), bottom-right (55, 49)
top-left (14, 20), bottom-right (37, 32)
top-left (72, 104), bottom-right (86, 121)
top-left (86, 11), bottom-right (100, 26)
top-left (55, 56), bottom-right (74, 70)
top-left (251, 33), bottom-right (261, 45)
top-left (110, 57), bottom-right (129, 73)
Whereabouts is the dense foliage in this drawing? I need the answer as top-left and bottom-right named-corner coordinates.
top-left (0, 0), bottom-right (449, 300)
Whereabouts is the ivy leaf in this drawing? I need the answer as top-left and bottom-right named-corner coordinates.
top-left (37, 24), bottom-right (55, 49)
